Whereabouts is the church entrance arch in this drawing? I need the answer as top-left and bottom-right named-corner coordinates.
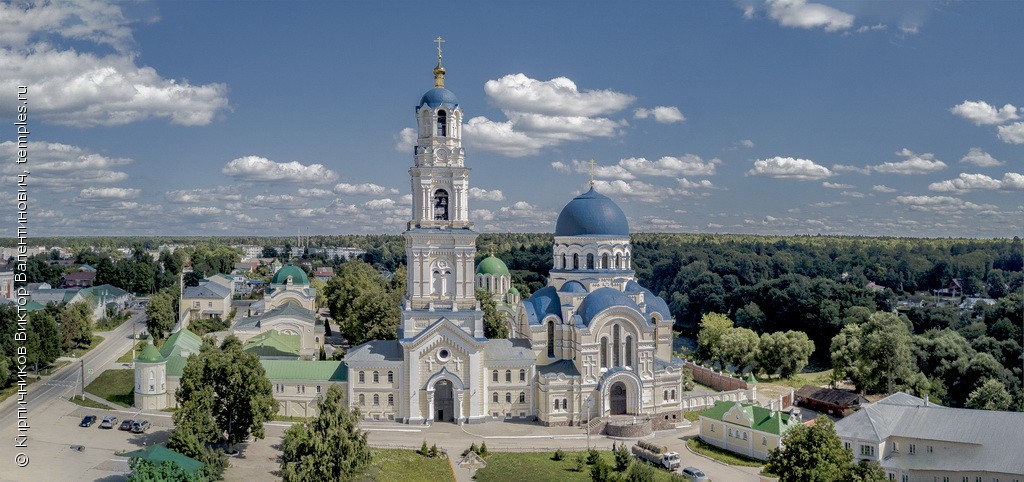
top-left (610, 382), bottom-right (627, 415)
top-left (435, 379), bottom-right (455, 422)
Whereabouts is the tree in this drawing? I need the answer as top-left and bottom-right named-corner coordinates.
top-left (847, 460), bottom-right (887, 482)
top-left (756, 330), bottom-right (813, 378)
top-left (623, 460), bottom-right (656, 482)
top-left (126, 458), bottom-right (202, 482)
top-left (280, 384), bottom-right (371, 481)
top-left (613, 441), bottom-right (631, 471)
top-left (735, 302), bottom-right (766, 331)
top-left (174, 336), bottom-right (276, 452)
top-left (145, 289), bottom-right (177, 339)
top-left (764, 417), bottom-right (852, 482)
top-left (696, 312), bottom-right (733, 364)
top-left (27, 311), bottom-right (60, 370)
top-left (477, 288), bottom-right (508, 339)
top-left (718, 327), bottom-right (759, 373)
top-left (831, 312), bottom-right (917, 394)
top-left (59, 301), bottom-right (92, 352)
top-left (965, 378), bottom-right (1012, 411)
top-left (589, 456), bottom-right (613, 482)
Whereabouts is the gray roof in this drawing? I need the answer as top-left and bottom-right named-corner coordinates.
top-left (182, 281), bottom-right (231, 299)
top-left (653, 357), bottom-right (684, 372)
top-left (345, 340), bottom-right (403, 364)
top-left (483, 338), bottom-right (533, 363)
top-left (29, 288), bottom-right (77, 305)
top-left (835, 392), bottom-right (1024, 474)
top-left (233, 300), bottom-right (316, 331)
top-left (537, 359), bottom-right (581, 378)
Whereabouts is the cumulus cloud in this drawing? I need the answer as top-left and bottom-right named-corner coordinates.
top-left (740, 139), bottom-right (755, 148)
top-left (959, 147), bottom-right (1003, 167)
top-left (394, 127), bottom-right (417, 152)
top-left (333, 182), bottom-right (397, 195)
top-left (484, 74), bottom-right (634, 117)
top-left (0, 3), bottom-right (229, 127)
top-left (463, 117), bottom-right (550, 157)
top-left (77, 186), bottom-right (140, 200)
top-left (165, 185), bottom-right (242, 203)
top-left (822, 182), bottom-right (853, 189)
top-left (928, 172), bottom-right (1024, 193)
top-left (997, 122), bottom-right (1024, 144)
top-left (950, 100), bottom-right (1019, 126)
top-left (894, 195), bottom-right (997, 213)
top-left (249, 194), bottom-right (299, 207)
top-left (469, 187), bottom-right (505, 201)
top-left (297, 188), bottom-right (334, 198)
top-left (591, 179), bottom-right (681, 203)
top-left (364, 198), bottom-right (397, 210)
top-left (222, 156), bottom-right (337, 183)
top-left (870, 149), bottom-right (946, 175)
top-left (179, 206), bottom-right (224, 218)
top-left (677, 178), bottom-right (714, 189)
top-left (551, 160), bottom-right (636, 180)
top-left (765, 0), bottom-right (855, 32)
top-left (0, 140), bottom-right (131, 188)
top-left (747, 157), bottom-right (833, 180)
top-left (872, 185), bottom-right (897, 193)
top-left (634, 106), bottom-right (686, 123)
top-left (619, 155), bottom-right (722, 177)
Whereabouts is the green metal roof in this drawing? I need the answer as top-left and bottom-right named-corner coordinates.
top-left (271, 265), bottom-right (310, 286)
top-left (122, 444), bottom-right (204, 474)
top-left (243, 330), bottom-right (301, 358)
top-left (700, 400), bottom-right (799, 436)
top-left (260, 360), bottom-right (347, 382)
top-left (166, 355), bottom-right (187, 377)
top-left (476, 255), bottom-right (510, 276)
top-left (160, 328), bottom-right (204, 359)
top-left (24, 300), bottom-right (45, 312)
top-left (136, 342), bottom-right (164, 363)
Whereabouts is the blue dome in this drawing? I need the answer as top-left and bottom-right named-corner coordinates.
top-left (523, 285), bottom-right (561, 325)
top-left (555, 187), bottom-right (629, 237)
top-left (560, 280), bottom-right (588, 294)
top-left (576, 287), bottom-right (642, 327)
top-left (419, 88), bottom-right (458, 108)
top-left (623, 280), bottom-right (644, 293)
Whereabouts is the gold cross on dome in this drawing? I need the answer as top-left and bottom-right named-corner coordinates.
top-left (589, 159), bottom-right (596, 186)
top-left (435, 36), bottom-right (445, 62)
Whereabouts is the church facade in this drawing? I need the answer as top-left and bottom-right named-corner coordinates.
top-left (345, 53), bottom-right (687, 428)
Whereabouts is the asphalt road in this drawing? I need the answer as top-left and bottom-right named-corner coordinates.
top-left (0, 309), bottom-right (146, 439)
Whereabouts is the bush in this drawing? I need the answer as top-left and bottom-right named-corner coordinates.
top-left (479, 441), bottom-right (488, 456)
top-left (624, 460), bottom-right (655, 482)
top-left (573, 453), bottom-right (587, 472)
top-left (463, 442), bottom-right (478, 456)
top-left (429, 443), bottom-right (438, 458)
top-left (613, 442), bottom-right (631, 471)
top-left (586, 449), bottom-right (601, 465)
top-left (418, 440), bottom-right (429, 456)
top-left (552, 448), bottom-right (565, 461)
top-left (589, 457), bottom-right (612, 482)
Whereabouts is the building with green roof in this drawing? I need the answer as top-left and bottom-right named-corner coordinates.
top-left (123, 444), bottom-right (204, 476)
top-left (698, 400), bottom-right (803, 460)
top-left (243, 330), bottom-right (301, 359)
top-left (135, 339), bottom-right (168, 410)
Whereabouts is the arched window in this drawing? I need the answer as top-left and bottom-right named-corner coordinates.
top-left (373, 371), bottom-right (379, 383)
top-left (505, 392), bottom-right (511, 403)
top-left (437, 110), bottom-right (447, 137)
top-left (148, 371), bottom-right (155, 392)
top-left (561, 253), bottom-right (567, 269)
top-left (553, 399), bottom-right (559, 410)
top-left (615, 253), bottom-right (621, 269)
top-left (572, 253), bottom-right (579, 270)
top-left (600, 337), bottom-right (608, 368)
top-left (492, 370), bottom-right (498, 382)
top-left (493, 392), bottom-right (499, 403)
top-left (613, 325), bottom-right (621, 367)
top-left (387, 371), bottom-right (394, 383)
top-left (602, 253), bottom-right (609, 269)
top-left (586, 253), bottom-right (594, 269)
top-left (519, 369), bottom-right (526, 382)
top-left (359, 371), bottom-right (365, 383)
top-left (671, 389), bottom-right (676, 400)
top-left (547, 321), bottom-right (555, 358)
top-left (664, 390), bottom-right (669, 401)
top-left (519, 392), bottom-right (525, 403)
top-left (373, 394), bottom-right (380, 406)
top-left (359, 394), bottom-right (365, 405)
top-left (762, 436), bottom-right (768, 446)
top-left (433, 189), bottom-right (449, 220)
top-left (625, 335), bottom-right (633, 367)
top-left (505, 370), bottom-right (511, 383)
top-left (388, 394), bottom-right (394, 406)
top-left (562, 399), bottom-right (568, 410)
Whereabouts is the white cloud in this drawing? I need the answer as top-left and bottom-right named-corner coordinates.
top-left (997, 122), bottom-right (1024, 144)
top-left (297, 188), bottom-right (334, 198)
top-left (740, 139), bottom-right (755, 148)
top-left (959, 147), bottom-right (1003, 167)
top-left (928, 172), bottom-right (1024, 193)
top-left (463, 117), bottom-right (549, 157)
top-left (484, 73), bottom-right (634, 117)
top-left (364, 198), bottom-right (397, 210)
top-left (870, 148), bottom-right (946, 175)
top-left (0, 2), bottom-right (228, 127)
top-left (165, 185), bottom-right (242, 203)
top-left (856, 23), bottom-right (887, 33)
top-left (552, 160), bottom-right (636, 180)
top-left (872, 185), bottom-right (897, 193)
top-left (950, 100), bottom-right (1019, 126)
top-left (840, 191), bottom-right (866, 198)
top-left (249, 194), bottom-right (300, 208)
top-left (634, 106), bottom-right (686, 123)
top-left (511, 112), bottom-right (623, 139)
top-left (333, 182), bottom-right (397, 195)
top-left (894, 195), bottom-right (997, 213)
top-left (222, 156), bottom-right (337, 183)
top-left (677, 178), bottom-right (714, 189)
top-left (619, 155), bottom-right (722, 177)
top-left (0, 140), bottom-right (131, 188)
top-left (832, 164), bottom-right (871, 175)
top-left (810, 201), bottom-right (848, 208)
top-left (77, 186), bottom-right (139, 200)
top-left (591, 179), bottom-right (680, 203)
top-left (469, 187), bottom-right (505, 201)
top-left (765, 0), bottom-right (855, 32)
top-left (395, 127), bottom-right (416, 152)
top-left (822, 182), bottom-right (853, 189)
top-left (179, 206), bottom-right (224, 218)
top-left (747, 157), bottom-right (833, 180)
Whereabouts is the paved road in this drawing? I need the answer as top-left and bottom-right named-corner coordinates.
top-left (0, 309), bottom-right (146, 441)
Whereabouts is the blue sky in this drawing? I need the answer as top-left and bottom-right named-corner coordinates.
top-left (1, 1), bottom-right (1022, 238)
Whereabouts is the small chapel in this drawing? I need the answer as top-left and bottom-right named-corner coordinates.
top-left (344, 47), bottom-right (687, 428)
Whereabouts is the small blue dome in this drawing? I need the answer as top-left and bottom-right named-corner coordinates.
top-left (419, 88), bottom-right (458, 108)
top-left (576, 287), bottom-right (642, 327)
top-left (523, 285), bottom-right (561, 325)
top-left (623, 280), bottom-right (644, 293)
top-left (560, 280), bottom-right (588, 294)
top-left (555, 187), bottom-right (629, 237)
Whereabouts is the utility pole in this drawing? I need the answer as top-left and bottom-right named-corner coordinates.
top-left (80, 359), bottom-right (85, 399)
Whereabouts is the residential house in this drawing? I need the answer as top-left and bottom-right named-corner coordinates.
top-left (835, 392), bottom-right (1024, 481)
top-left (179, 278), bottom-right (232, 328)
top-left (699, 400), bottom-right (803, 460)
top-left (794, 385), bottom-right (867, 417)
top-left (61, 269), bottom-right (96, 288)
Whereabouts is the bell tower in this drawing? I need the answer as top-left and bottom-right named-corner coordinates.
top-left (400, 40), bottom-right (483, 339)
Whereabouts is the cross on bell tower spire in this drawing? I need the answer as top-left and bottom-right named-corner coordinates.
top-left (433, 36), bottom-right (446, 88)
top-left (589, 159), bottom-right (596, 187)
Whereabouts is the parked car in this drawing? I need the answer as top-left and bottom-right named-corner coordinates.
top-left (79, 415), bottom-right (97, 427)
top-left (131, 420), bottom-right (150, 433)
top-left (99, 416), bottom-right (118, 429)
top-left (681, 466), bottom-right (711, 482)
top-left (119, 419), bottom-right (135, 431)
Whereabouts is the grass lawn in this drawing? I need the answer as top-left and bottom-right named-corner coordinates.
top-left (360, 448), bottom-right (453, 482)
top-left (37, 359), bottom-right (71, 376)
top-left (758, 369), bottom-right (833, 389)
top-left (684, 408), bottom-right (708, 422)
top-left (68, 335), bottom-right (104, 358)
top-left (686, 438), bottom-right (763, 467)
top-left (116, 340), bottom-right (149, 363)
top-left (474, 451), bottom-right (683, 482)
top-left (85, 369), bottom-right (134, 407)
top-left (0, 377), bottom-right (38, 404)
top-left (68, 395), bottom-right (113, 410)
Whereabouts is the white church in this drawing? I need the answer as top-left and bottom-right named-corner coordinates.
top-left (344, 50), bottom-right (687, 429)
